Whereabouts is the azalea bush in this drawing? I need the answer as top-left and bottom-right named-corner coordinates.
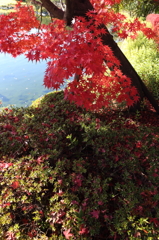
top-left (120, 31), bottom-right (159, 100)
top-left (0, 91), bottom-right (159, 239)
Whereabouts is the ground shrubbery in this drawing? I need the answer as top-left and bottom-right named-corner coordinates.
top-left (119, 31), bottom-right (159, 100)
top-left (0, 91), bottom-right (159, 239)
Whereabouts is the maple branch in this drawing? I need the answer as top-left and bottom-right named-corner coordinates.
top-left (74, 73), bottom-right (80, 82)
top-left (64, 0), bottom-right (75, 26)
top-left (60, 0), bottom-right (66, 11)
top-left (40, 0), bottom-right (64, 19)
top-left (63, 0), bottom-right (93, 26)
top-left (73, 0), bottom-right (93, 17)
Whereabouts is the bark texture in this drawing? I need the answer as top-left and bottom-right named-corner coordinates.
top-left (101, 27), bottom-right (159, 112)
top-left (40, 0), bottom-right (64, 19)
top-left (39, 0), bottom-right (159, 113)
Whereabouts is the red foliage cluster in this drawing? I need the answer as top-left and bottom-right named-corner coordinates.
top-left (146, 13), bottom-right (159, 43)
top-left (146, 14), bottom-right (159, 28)
top-left (0, 0), bottom-right (157, 110)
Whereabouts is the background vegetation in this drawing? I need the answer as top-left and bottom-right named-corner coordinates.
top-left (113, 0), bottom-right (159, 17)
top-left (119, 31), bottom-right (159, 100)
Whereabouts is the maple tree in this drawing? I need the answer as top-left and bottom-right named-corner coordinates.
top-left (0, 0), bottom-right (159, 112)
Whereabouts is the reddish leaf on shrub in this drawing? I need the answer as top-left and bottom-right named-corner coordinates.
top-left (22, 218), bottom-right (28, 224)
top-left (1, 202), bottom-right (11, 208)
top-left (0, 162), bottom-right (13, 171)
top-left (28, 230), bottom-right (37, 238)
top-left (63, 228), bottom-right (73, 239)
top-left (11, 181), bottom-right (19, 189)
top-left (79, 225), bottom-right (89, 235)
top-left (149, 218), bottom-right (159, 227)
top-left (136, 140), bottom-right (142, 148)
top-left (91, 210), bottom-right (100, 219)
top-left (5, 231), bottom-right (16, 240)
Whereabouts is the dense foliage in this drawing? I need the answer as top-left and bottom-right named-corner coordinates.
top-left (1, 91), bottom-right (159, 239)
top-left (0, 0), bottom-right (157, 111)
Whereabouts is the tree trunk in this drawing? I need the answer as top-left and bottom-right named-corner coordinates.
top-left (101, 28), bottom-right (159, 113)
top-left (72, 0), bottom-right (159, 113)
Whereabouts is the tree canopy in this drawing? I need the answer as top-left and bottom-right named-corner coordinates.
top-left (0, 0), bottom-right (158, 111)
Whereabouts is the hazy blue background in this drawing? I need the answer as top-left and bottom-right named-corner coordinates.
top-left (0, 53), bottom-right (53, 108)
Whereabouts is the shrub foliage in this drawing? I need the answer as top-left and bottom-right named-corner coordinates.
top-left (0, 91), bottom-right (159, 239)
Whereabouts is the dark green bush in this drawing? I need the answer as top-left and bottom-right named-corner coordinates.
top-left (0, 91), bottom-right (159, 239)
